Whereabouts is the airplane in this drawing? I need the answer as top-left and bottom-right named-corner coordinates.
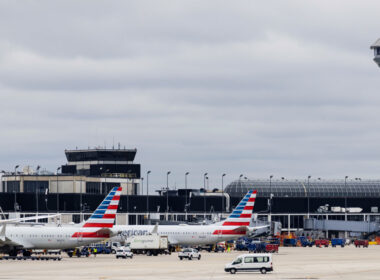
top-left (0, 186), bottom-right (122, 256)
top-left (112, 190), bottom-right (267, 246)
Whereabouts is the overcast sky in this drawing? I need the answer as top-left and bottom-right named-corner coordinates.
top-left (0, 1), bottom-right (380, 191)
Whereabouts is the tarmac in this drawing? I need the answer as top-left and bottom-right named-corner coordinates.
top-left (1, 246), bottom-right (380, 280)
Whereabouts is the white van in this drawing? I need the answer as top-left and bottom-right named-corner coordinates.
top-left (224, 253), bottom-right (273, 274)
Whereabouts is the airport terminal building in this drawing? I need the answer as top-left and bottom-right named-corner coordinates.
top-left (1, 148), bottom-right (141, 196)
top-left (226, 179), bottom-right (380, 214)
top-left (1, 149), bottom-right (380, 235)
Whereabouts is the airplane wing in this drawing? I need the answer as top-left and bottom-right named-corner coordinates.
top-left (151, 223), bottom-right (159, 234)
top-left (0, 214), bottom-right (61, 225)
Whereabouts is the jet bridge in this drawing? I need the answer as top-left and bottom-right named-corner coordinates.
top-left (304, 218), bottom-right (380, 235)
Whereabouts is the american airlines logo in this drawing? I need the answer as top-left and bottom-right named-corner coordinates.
top-left (119, 230), bottom-right (149, 237)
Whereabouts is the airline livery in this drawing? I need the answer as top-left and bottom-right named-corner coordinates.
top-left (0, 187), bottom-right (122, 256)
top-left (112, 190), bottom-right (263, 245)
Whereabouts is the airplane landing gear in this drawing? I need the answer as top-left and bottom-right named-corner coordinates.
top-left (23, 250), bottom-right (31, 257)
top-left (9, 249), bottom-right (18, 257)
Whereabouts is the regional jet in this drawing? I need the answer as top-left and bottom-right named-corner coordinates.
top-left (112, 190), bottom-right (267, 246)
top-left (0, 186), bottom-right (122, 256)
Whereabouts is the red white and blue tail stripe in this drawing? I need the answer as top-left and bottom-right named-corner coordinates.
top-left (222, 190), bottom-right (257, 226)
top-left (82, 186), bottom-right (122, 228)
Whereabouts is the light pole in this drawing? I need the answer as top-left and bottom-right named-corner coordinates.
top-left (127, 178), bottom-right (130, 213)
top-left (222, 173), bottom-right (226, 214)
top-left (99, 167), bottom-right (109, 194)
top-left (36, 165), bottom-right (40, 214)
top-left (345, 175), bottom-right (348, 238)
top-left (146, 170), bottom-right (151, 217)
top-left (56, 167), bottom-right (61, 212)
top-left (239, 174), bottom-right (243, 200)
top-left (203, 173), bottom-right (208, 215)
top-left (80, 174), bottom-right (83, 218)
top-left (141, 177), bottom-right (144, 196)
top-left (14, 165), bottom-right (19, 212)
top-left (1, 170), bottom-right (7, 193)
top-left (166, 171), bottom-right (171, 215)
top-left (185, 172), bottom-right (189, 206)
top-left (345, 175), bottom-right (348, 216)
top-left (269, 175), bottom-right (273, 215)
top-left (102, 168), bottom-right (110, 194)
top-left (307, 175), bottom-right (311, 218)
top-left (0, 170), bottom-right (5, 193)
top-left (99, 167), bottom-right (103, 193)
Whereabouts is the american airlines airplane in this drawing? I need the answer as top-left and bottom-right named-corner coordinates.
top-left (112, 190), bottom-right (264, 245)
top-left (0, 186), bottom-right (122, 256)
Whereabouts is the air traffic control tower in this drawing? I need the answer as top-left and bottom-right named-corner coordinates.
top-left (370, 38), bottom-right (380, 67)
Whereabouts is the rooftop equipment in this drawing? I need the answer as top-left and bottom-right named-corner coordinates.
top-left (370, 38), bottom-right (380, 67)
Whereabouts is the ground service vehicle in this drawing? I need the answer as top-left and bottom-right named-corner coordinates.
top-left (247, 242), bottom-right (266, 253)
top-left (225, 253), bottom-right (273, 274)
top-left (127, 235), bottom-right (168, 256)
top-left (214, 243), bottom-right (225, 252)
top-left (90, 244), bottom-right (111, 254)
top-left (265, 244), bottom-right (279, 253)
top-left (248, 242), bottom-right (278, 253)
top-left (66, 247), bottom-right (90, 258)
top-left (283, 238), bottom-right (297, 247)
top-left (178, 248), bottom-right (201, 260)
top-left (104, 241), bottom-right (121, 254)
top-left (315, 239), bottom-right (329, 247)
top-left (354, 240), bottom-right (369, 247)
top-left (298, 236), bottom-right (314, 247)
top-left (110, 242), bottom-right (121, 254)
top-left (331, 238), bottom-right (345, 247)
top-left (116, 247), bottom-right (133, 259)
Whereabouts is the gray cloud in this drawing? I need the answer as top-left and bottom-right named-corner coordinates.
top-left (1, 1), bottom-right (380, 190)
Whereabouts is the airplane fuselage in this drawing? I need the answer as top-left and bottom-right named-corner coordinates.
top-left (112, 224), bottom-right (246, 245)
top-left (3, 225), bottom-right (108, 250)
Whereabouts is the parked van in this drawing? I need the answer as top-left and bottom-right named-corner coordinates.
top-left (224, 253), bottom-right (273, 274)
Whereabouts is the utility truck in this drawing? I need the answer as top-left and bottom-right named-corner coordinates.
top-left (126, 234), bottom-right (169, 256)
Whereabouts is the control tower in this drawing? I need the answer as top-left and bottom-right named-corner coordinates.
top-left (62, 148), bottom-right (140, 178)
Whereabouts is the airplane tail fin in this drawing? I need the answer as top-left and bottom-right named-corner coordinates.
top-left (82, 186), bottom-right (122, 228)
top-left (221, 190), bottom-right (257, 226)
